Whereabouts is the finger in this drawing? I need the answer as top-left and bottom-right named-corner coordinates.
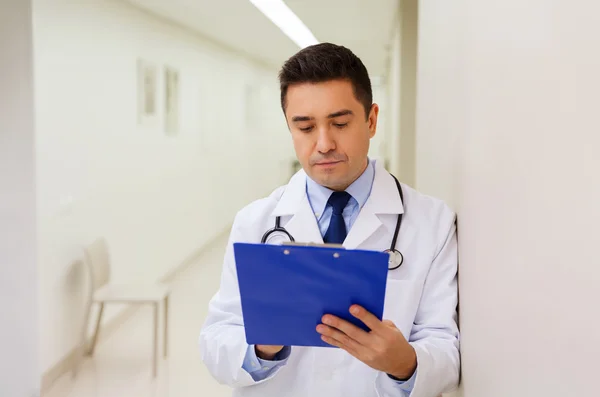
top-left (349, 305), bottom-right (385, 333)
top-left (382, 320), bottom-right (396, 328)
top-left (319, 334), bottom-right (362, 358)
top-left (321, 314), bottom-right (371, 345)
top-left (382, 320), bottom-right (409, 343)
top-left (316, 324), bottom-right (363, 353)
top-left (320, 334), bottom-right (353, 352)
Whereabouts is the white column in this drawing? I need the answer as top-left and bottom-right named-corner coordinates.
top-left (0, 1), bottom-right (39, 396)
top-left (397, 0), bottom-right (418, 187)
top-left (387, 0), bottom-right (418, 186)
top-left (387, 19), bottom-right (402, 176)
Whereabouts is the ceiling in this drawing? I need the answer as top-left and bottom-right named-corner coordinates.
top-left (125, 0), bottom-right (399, 79)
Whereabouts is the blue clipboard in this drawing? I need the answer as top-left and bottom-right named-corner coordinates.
top-left (233, 242), bottom-right (389, 348)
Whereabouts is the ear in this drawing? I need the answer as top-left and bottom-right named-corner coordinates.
top-left (367, 103), bottom-right (379, 138)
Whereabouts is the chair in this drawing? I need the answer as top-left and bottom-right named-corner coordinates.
top-left (76, 237), bottom-right (170, 377)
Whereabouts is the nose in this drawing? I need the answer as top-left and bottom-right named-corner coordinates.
top-left (315, 126), bottom-right (336, 154)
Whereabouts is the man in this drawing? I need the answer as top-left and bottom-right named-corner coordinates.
top-left (199, 43), bottom-right (460, 397)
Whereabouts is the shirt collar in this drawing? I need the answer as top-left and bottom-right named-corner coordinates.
top-left (306, 158), bottom-right (376, 219)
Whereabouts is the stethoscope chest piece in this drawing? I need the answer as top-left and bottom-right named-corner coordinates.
top-left (260, 216), bottom-right (295, 245)
top-left (262, 229), bottom-right (294, 245)
top-left (385, 249), bottom-right (404, 270)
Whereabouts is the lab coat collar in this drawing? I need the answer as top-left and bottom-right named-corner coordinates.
top-left (271, 169), bottom-right (324, 244)
top-left (271, 160), bottom-right (404, 247)
top-left (272, 160), bottom-right (403, 217)
top-left (271, 169), bottom-right (307, 217)
top-left (343, 160), bottom-right (404, 249)
top-left (362, 159), bottom-right (404, 215)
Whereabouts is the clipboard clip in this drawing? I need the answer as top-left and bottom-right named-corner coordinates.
top-left (280, 242), bottom-right (346, 258)
top-left (280, 242), bottom-right (346, 249)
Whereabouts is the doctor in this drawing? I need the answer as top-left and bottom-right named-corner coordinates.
top-left (199, 43), bottom-right (459, 397)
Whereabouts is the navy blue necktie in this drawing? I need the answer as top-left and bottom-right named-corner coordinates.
top-left (323, 191), bottom-right (352, 244)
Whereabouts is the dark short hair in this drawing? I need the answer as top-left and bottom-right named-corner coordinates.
top-left (278, 43), bottom-right (373, 119)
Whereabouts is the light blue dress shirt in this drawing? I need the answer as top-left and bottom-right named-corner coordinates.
top-left (306, 157), bottom-right (376, 236)
top-left (241, 158), bottom-right (417, 393)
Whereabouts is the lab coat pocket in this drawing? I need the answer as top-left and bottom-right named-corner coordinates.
top-left (382, 279), bottom-right (421, 338)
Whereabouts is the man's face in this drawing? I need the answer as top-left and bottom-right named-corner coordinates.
top-left (284, 79), bottom-right (379, 191)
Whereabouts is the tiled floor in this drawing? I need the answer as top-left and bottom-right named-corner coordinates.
top-left (45, 234), bottom-right (233, 397)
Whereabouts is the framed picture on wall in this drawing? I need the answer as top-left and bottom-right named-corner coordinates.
top-left (164, 66), bottom-right (180, 136)
top-left (137, 59), bottom-right (159, 127)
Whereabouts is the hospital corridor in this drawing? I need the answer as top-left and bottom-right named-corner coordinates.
top-left (2, 1), bottom-right (600, 397)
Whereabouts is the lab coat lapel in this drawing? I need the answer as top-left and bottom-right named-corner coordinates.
top-left (344, 162), bottom-right (405, 250)
top-left (271, 170), bottom-right (324, 244)
top-left (284, 199), bottom-right (324, 244)
top-left (343, 207), bottom-right (382, 250)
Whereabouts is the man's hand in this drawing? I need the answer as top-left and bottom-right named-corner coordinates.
top-left (255, 345), bottom-right (284, 360)
top-left (316, 305), bottom-right (417, 380)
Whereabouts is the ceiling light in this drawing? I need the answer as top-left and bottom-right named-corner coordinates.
top-left (249, 0), bottom-right (319, 48)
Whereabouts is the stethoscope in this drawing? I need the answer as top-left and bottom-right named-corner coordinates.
top-left (261, 173), bottom-right (405, 270)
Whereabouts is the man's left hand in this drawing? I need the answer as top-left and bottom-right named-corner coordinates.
top-left (316, 304), bottom-right (417, 380)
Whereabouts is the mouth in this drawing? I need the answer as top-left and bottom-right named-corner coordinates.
top-left (315, 160), bottom-right (342, 167)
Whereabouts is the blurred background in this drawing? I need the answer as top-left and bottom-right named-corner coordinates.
top-left (1, 0), bottom-right (599, 396)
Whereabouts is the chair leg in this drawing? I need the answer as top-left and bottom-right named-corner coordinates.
top-left (163, 295), bottom-right (169, 358)
top-left (153, 302), bottom-right (158, 377)
top-left (73, 297), bottom-right (94, 377)
top-left (88, 303), bottom-right (104, 355)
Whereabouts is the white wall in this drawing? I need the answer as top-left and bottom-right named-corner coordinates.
top-left (33, 0), bottom-right (294, 374)
top-left (416, 0), bottom-right (600, 396)
top-left (0, 1), bottom-right (40, 396)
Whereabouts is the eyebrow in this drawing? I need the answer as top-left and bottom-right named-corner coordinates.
top-left (327, 109), bottom-right (353, 119)
top-left (291, 115), bottom-right (314, 122)
top-left (291, 109), bottom-right (354, 123)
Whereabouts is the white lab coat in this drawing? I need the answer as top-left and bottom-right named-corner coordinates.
top-left (199, 161), bottom-right (460, 397)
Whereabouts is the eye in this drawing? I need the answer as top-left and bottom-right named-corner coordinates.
top-left (299, 126), bottom-right (314, 132)
top-left (334, 123), bottom-right (348, 129)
